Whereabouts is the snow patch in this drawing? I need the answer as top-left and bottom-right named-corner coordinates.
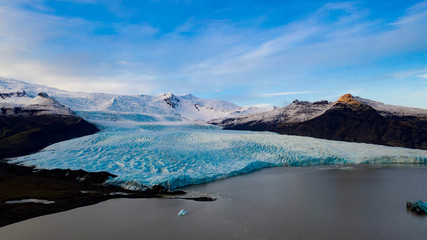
top-left (354, 96), bottom-right (427, 117)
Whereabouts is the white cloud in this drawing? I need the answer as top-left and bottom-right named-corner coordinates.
top-left (391, 68), bottom-right (427, 79)
top-left (255, 91), bottom-right (316, 98)
top-left (249, 103), bottom-right (274, 108)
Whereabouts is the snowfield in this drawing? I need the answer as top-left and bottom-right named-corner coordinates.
top-left (0, 78), bottom-right (270, 121)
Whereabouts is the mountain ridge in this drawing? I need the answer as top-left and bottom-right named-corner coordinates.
top-left (0, 78), bottom-right (271, 122)
top-left (211, 93), bottom-right (427, 150)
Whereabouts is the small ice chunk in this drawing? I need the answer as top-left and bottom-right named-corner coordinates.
top-left (80, 190), bottom-right (98, 194)
top-left (109, 192), bottom-right (131, 196)
top-left (5, 199), bottom-right (55, 204)
top-left (177, 209), bottom-right (187, 216)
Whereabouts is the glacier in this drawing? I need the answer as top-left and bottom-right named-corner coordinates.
top-left (9, 111), bottom-right (427, 190)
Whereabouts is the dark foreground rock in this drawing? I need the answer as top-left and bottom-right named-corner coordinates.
top-left (0, 161), bottom-right (214, 227)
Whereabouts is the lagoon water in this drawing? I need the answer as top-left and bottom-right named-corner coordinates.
top-left (1, 166), bottom-right (427, 240)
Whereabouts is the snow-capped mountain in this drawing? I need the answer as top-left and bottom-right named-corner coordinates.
top-left (0, 90), bottom-right (74, 116)
top-left (209, 99), bottom-right (333, 126)
top-left (210, 94), bottom-right (427, 126)
top-left (211, 94), bottom-right (427, 150)
top-left (0, 78), bottom-right (269, 122)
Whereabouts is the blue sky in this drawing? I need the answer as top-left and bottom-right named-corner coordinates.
top-left (0, 0), bottom-right (426, 108)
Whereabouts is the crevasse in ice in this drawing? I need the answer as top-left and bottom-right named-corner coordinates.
top-left (9, 112), bottom-right (427, 190)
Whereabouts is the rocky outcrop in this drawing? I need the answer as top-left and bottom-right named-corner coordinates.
top-left (214, 94), bottom-right (427, 150)
top-left (0, 90), bottom-right (26, 99)
top-left (163, 92), bottom-right (180, 109)
top-left (336, 93), bottom-right (363, 105)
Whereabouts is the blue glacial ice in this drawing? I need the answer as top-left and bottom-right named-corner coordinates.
top-left (9, 112), bottom-right (427, 190)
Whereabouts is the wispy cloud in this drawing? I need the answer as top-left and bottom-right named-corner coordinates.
top-left (255, 91), bottom-right (316, 98)
top-left (391, 68), bottom-right (427, 79)
top-left (250, 103), bottom-right (274, 108)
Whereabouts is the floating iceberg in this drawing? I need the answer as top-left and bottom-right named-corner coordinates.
top-left (178, 209), bottom-right (187, 216)
top-left (407, 201), bottom-right (427, 215)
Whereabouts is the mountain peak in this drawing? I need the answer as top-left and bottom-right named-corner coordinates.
top-left (336, 94), bottom-right (362, 106)
top-left (181, 94), bottom-right (197, 100)
top-left (38, 92), bottom-right (49, 98)
top-left (162, 92), bottom-right (180, 109)
top-left (163, 92), bottom-right (174, 98)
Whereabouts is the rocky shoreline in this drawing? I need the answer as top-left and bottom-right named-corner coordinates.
top-left (0, 161), bottom-right (214, 227)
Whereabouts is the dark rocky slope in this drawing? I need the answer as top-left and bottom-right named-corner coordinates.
top-left (274, 102), bottom-right (427, 149)
top-left (215, 94), bottom-right (427, 150)
top-left (0, 115), bottom-right (99, 159)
